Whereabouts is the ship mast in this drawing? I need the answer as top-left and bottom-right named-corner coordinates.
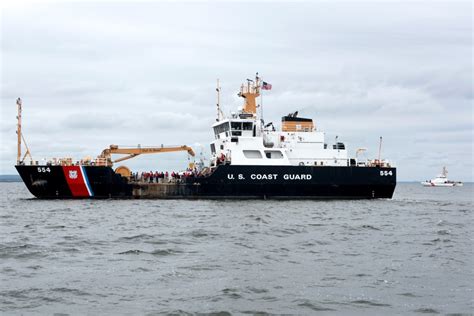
top-left (16, 98), bottom-right (32, 165)
top-left (216, 79), bottom-right (224, 121)
top-left (238, 73), bottom-right (260, 116)
top-left (378, 136), bottom-right (383, 163)
top-left (16, 98), bottom-right (22, 165)
top-left (442, 166), bottom-right (448, 177)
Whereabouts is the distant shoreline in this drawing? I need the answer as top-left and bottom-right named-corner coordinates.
top-left (0, 175), bottom-right (22, 182)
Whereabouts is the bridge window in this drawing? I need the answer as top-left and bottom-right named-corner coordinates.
top-left (231, 122), bottom-right (242, 130)
top-left (214, 122), bottom-right (230, 135)
top-left (243, 122), bottom-right (253, 130)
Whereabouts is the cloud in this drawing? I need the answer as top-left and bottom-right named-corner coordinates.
top-left (1, 1), bottom-right (472, 181)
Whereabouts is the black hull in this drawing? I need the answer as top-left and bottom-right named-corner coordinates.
top-left (16, 164), bottom-right (396, 199)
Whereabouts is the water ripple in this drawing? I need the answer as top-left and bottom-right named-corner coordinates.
top-left (0, 182), bottom-right (472, 314)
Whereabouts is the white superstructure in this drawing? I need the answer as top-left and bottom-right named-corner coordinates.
top-left (209, 75), bottom-right (391, 169)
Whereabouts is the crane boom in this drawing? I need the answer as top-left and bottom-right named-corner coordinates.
top-left (99, 144), bottom-right (195, 166)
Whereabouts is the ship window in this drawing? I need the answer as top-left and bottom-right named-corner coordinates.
top-left (220, 145), bottom-right (224, 150)
top-left (232, 131), bottom-right (242, 136)
top-left (243, 150), bottom-right (262, 159)
top-left (231, 122), bottom-right (242, 130)
top-left (210, 144), bottom-right (216, 154)
top-left (264, 150), bottom-right (283, 159)
top-left (243, 122), bottom-right (253, 130)
top-left (214, 122), bottom-right (230, 135)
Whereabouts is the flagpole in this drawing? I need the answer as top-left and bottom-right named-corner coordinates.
top-left (261, 83), bottom-right (264, 123)
top-left (216, 78), bottom-right (220, 121)
top-left (258, 73), bottom-right (263, 123)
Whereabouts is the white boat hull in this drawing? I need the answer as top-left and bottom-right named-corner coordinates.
top-left (421, 181), bottom-right (463, 187)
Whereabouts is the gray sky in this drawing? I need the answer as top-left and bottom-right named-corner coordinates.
top-left (1, 1), bottom-right (472, 181)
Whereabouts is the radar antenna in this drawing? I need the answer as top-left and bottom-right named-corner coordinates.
top-left (442, 166), bottom-right (448, 177)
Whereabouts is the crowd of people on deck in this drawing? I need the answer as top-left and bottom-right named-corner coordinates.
top-left (130, 169), bottom-right (199, 183)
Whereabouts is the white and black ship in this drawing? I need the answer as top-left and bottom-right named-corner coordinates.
top-left (16, 75), bottom-right (396, 199)
top-left (421, 167), bottom-right (463, 187)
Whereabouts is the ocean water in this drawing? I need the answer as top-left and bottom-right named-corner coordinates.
top-left (0, 182), bottom-right (472, 315)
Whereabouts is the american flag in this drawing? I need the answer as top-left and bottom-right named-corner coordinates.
top-left (262, 81), bottom-right (272, 90)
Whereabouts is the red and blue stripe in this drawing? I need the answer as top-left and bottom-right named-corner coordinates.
top-left (62, 166), bottom-right (94, 197)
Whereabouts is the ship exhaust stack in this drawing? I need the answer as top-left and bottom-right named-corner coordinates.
top-left (281, 112), bottom-right (314, 132)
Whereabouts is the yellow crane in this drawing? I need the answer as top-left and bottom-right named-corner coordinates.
top-left (99, 144), bottom-right (195, 166)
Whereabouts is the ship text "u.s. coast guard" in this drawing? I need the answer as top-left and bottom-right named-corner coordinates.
top-left (227, 173), bottom-right (312, 180)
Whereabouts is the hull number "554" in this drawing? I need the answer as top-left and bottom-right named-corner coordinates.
top-left (37, 167), bottom-right (51, 173)
top-left (380, 170), bottom-right (393, 176)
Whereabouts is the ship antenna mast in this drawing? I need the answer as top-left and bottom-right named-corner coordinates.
top-left (256, 72), bottom-right (263, 121)
top-left (16, 98), bottom-right (22, 165)
top-left (16, 98), bottom-right (32, 165)
top-left (378, 136), bottom-right (383, 163)
top-left (216, 79), bottom-right (224, 121)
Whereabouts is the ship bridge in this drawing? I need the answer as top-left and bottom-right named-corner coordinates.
top-left (212, 119), bottom-right (255, 139)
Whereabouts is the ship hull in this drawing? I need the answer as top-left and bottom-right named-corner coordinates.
top-left (16, 164), bottom-right (396, 199)
top-left (421, 182), bottom-right (463, 187)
